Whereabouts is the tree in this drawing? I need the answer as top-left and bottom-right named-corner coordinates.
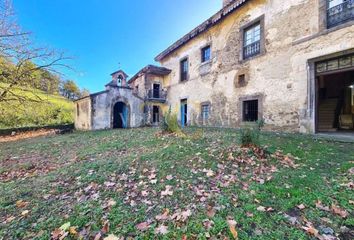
top-left (80, 88), bottom-right (90, 98)
top-left (61, 80), bottom-right (80, 100)
top-left (0, 0), bottom-right (71, 103)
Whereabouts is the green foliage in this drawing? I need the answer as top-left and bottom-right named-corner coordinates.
top-left (0, 85), bottom-right (74, 129)
top-left (161, 108), bottom-right (181, 134)
top-left (60, 80), bottom-right (81, 100)
top-left (239, 119), bottom-right (265, 147)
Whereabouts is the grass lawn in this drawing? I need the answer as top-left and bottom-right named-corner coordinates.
top-left (0, 128), bottom-right (353, 239)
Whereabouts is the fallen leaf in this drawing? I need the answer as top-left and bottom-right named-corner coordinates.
top-left (156, 209), bottom-right (170, 221)
top-left (51, 229), bottom-right (63, 239)
top-left (302, 226), bottom-right (319, 236)
top-left (136, 222), bottom-right (151, 231)
top-left (331, 204), bottom-right (348, 218)
top-left (154, 225), bottom-right (169, 235)
top-left (161, 185), bottom-right (173, 197)
top-left (21, 210), bottom-right (30, 216)
top-left (69, 226), bottom-right (78, 235)
top-left (103, 234), bottom-right (120, 240)
top-left (166, 175), bottom-right (173, 180)
top-left (297, 204), bottom-right (306, 210)
top-left (206, 169), bottom-right (214, 177)
top-left (206, 205), bottom-right (216, 218)
top-left (101, 220), bottom-right (109, 234)
top-left (227, 219), bottom-right (238, 239)
top-left (315, 200), bottom-right (330, 212)
top-left (16, 200), bottom-right (29, 208)
top-left (94, 232), bottom-right (102, 240)
top-left (180, 209), bottom-right (192, 222)
top-left (256, 206), bottom-right (266, 212)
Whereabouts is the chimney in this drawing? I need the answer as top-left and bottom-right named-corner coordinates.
top-left (223, 0), bottom-right (234, 7)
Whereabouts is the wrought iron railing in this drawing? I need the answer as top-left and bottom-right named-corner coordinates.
top-left (243, 40), bottom-right (260, 60)
top-left (327, 0), bottom-right (354, 28)
top-left (147, 89), bottom-right (167, 101)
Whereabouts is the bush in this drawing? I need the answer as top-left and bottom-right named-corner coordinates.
top-left (239, 119), bottom-right (264, 147)
top-left (161, 108), bottom-right (181, 134)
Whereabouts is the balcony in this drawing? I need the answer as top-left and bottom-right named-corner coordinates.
top-left (243, 40), bottom-right (260, 60)
top-left (146, 89), bottom-right (167, 102)
top-left (327, 0), bottom-right (354, 28)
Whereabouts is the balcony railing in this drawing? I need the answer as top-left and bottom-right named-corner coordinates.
top-left (147, 89), bottom-right (167, 102)
top-left (327, 0), bottom-right (354, 28)
top-left (243, 40), bottom-right (260, 60)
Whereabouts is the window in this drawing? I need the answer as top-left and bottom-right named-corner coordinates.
top-left (238, 74), bottom-right (246, 85)
top-left (135, 85), bottom-right (139, 93)
top-left (117, 75), bottom-right (123, 86)
top-left (327, 0), bottom-right (354, 28)
top-left (201, 45), bottom-right (211, 63)
top-left (243, 100), bottom-right (258, 122)
top-left (180, 58), bottom-right (189, 81)
top-left (201, 104), bottom-right (210, 124)
top-left (243, 23), bottom-right (261, 59)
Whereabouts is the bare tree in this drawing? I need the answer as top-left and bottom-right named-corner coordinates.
top-left (0, 0), bottom-right (71, 103)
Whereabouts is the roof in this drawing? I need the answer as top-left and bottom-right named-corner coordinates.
top-left (105, 80), bottom-right (117, 87)
top-left (128, 65), bottom-right (172, 83)
top-left (154, 0), bottom-right (249, 61)
top-left (110, 70), bottom-right (128, 77)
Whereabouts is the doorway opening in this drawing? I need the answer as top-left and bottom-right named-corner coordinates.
top-left (152, 105), bottom-right (160, 124)
top-left (316, 70), bottom-right (354, 132)
top-left (181, 99), bottom-right (188, 127)
top-left (153, 83), bottom-right (160, 98)
top-left (113, 102), bottom-right (128, 129)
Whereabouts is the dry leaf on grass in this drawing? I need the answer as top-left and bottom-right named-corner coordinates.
top-left (227, 219), bottom-right (238, 239)
top-left (161, 185), bottom-right (173, 197)
top-left (331, 204), bottom-right (348, 218)
top-left (103, 234), bottom-right (120, 240)
top-left (154, 225), bottom-right (169, 235)
top-left (136, 222), bottom-right (151, 231)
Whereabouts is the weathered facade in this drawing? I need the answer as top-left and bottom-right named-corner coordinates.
top-left (76, 0), bottom-right (354, 133)
top-left (75, 67), bottom-right (171, 130)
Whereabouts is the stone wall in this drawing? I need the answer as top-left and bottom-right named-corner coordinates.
top-left (91, 87), bottom-right (145, 130)
top-left (159, 0), bottom-right (354, 133)
top-left (75, 97), bottom-right (92, 130)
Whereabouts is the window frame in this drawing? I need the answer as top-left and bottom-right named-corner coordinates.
top-left (201, 45), bottom-right (211, 63)
top-left (239, 94), bottom-right (263, 123)
top-left (240, 15), bottom-right (265, 62)
top-left (242, 100), bottom-right (259, 122)
top-left (200, 102), bottom-right (211, 124)
top-left (180, 57), bottom-right (189, 82)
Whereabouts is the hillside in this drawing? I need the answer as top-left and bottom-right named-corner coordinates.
top-left (0, 85), bottom-right (74, 129)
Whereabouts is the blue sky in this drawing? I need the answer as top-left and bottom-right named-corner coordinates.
top-left (14, 0), bottom-right (221, 92)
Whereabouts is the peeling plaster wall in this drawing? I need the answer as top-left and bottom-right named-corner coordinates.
top-left (159, 0), bottom-right (354, 133)
top-left (91, 88), bottom-right (145, 130)
top-left (75, 98), bottom-right (92, 130)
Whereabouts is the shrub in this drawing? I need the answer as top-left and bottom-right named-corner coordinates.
top-left (161, 108), bottom-right (181, 134)
top-left (239, 119), bottom-right (265, 147)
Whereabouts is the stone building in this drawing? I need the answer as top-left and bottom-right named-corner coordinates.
top-left (75, 0), bottom-right (354, 133)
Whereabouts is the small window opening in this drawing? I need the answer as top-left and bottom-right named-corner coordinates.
top-left (243, 100), bottom-right (258, 122)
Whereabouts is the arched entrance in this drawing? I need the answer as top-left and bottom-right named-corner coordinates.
top-left (113, 102), bottom-right (128, 129)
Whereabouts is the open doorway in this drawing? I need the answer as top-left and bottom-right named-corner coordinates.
top-left (113, 102), bottom-right (128, 128)
top-left (153, 83), bottom-right (160, 98)
top-left (152, 105), bottom-right (160, 125)
top-left (180, 99), bottom-right (188, 127)
top-left (316, 71), bottom-right (354, 132)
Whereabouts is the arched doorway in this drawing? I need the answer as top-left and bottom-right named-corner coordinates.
top-left (113, 102), bottom-right (128, 128)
